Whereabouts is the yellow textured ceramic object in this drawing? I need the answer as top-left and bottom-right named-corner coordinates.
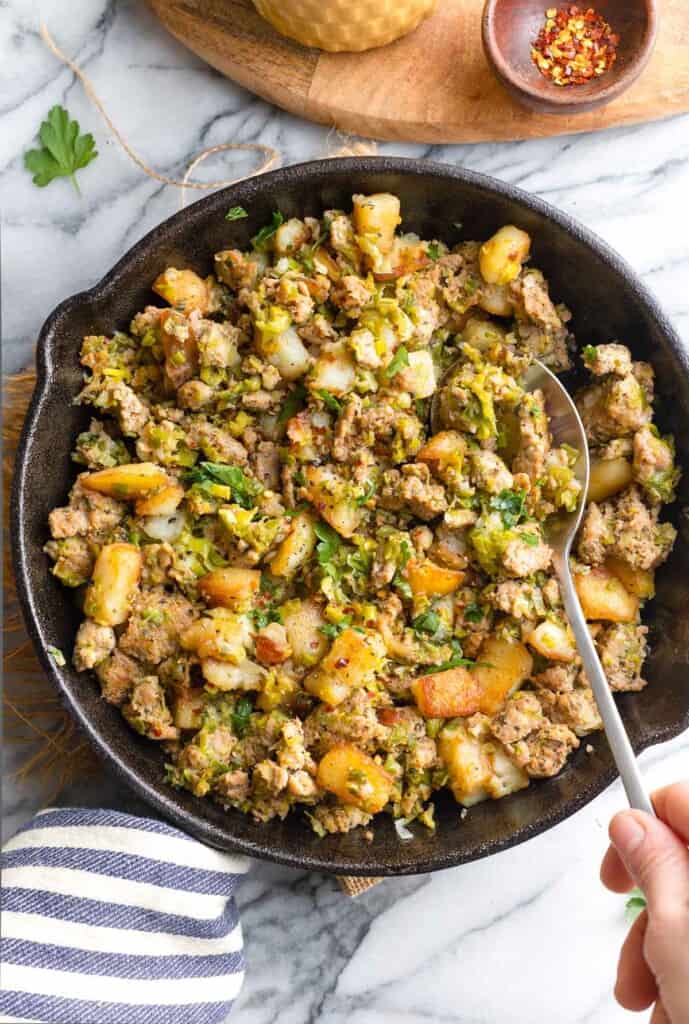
top-left (252, 0), bottom-right (438, 52)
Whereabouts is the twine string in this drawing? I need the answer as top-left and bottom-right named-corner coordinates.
top-left (39, 21), bottom-right (281, 207)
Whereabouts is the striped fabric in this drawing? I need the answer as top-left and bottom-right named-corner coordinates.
top-left (0, 807), bottom-right (249, 1024)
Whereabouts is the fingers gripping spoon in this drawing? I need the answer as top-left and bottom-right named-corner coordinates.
top-left (432, 357), bottom-right (655, 815)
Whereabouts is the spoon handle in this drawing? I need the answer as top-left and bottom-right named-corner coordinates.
top-left (554, 556), bottom-right (655, 817)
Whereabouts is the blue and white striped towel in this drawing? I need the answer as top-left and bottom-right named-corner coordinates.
top-left (0, 807), bottom-right (249, 1024)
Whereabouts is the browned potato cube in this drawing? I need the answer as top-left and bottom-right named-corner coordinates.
top-left (604, 557), bottom-right (655, 599)
top-left (526, 620), bottom-right (576, 663)
top-left (135, 482), bottom-right (185, 517)
top-left (588, 457), bottom-right (633, 503)
top-left (153, 268), bottom-right (212, 313)
top-left (574, 567), bottom-right (639, 623)
top-left (317, 744), bottom-right (392, 814)
top-left (269, 513), bottom-right (316, 577)
top-left (199, 568), bottom-right (261, 609)
top-left (84, 543), bottom-right (142, 626)
top-left (352, 193), bottom-right (401, 254)
top-left (411, 667), bottom-right (482, 718)
top-left (407, 559), bottom-right (465, 597)
top-left (473, 636), bottom-right (533, 715)
top-left (82, 463), bottom-right (169, 500)
top-left (304, 628), bottom-right (383, 706)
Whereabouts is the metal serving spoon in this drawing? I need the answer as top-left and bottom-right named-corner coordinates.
top-left (432, 358), bottom-right (654, 814)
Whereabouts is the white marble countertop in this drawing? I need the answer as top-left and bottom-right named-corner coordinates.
top-left (3, 2), bottom-right (689, 1022)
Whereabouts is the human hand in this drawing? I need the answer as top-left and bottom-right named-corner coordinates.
top-left (600, 781), bottom-right (689, 1023)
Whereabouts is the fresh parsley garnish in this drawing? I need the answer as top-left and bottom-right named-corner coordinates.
top-left (252, 210), bottom-right (284, 250)
top-left (625, 887), bottom-right (647, 922)
top-left (225, 205), bottom-right (248, 221)
top-left (24, 105), bottom-right (98, 195)
top-left (464, 602), bottom-right (484, 624)
top-left (231, 696), bottom-right (253, 738)
top-left (412, 610), bottom-right (442, 637)
top-left (316, 389), bottom-right (342, 415)
top-left (582, 345), bottom-right (598, 365)
top-left (314, 521), bottom-right (341, 565)
top-left (488, 488), bottom-right (527, 528)
top-left (252, 606), bottom-right (282, 629)
top-left (427, 242), bottom-right (441, 261)
top-left (425, 640), bottom-right (477, 674)
top-left (384, 345), bottom-right (410, 379)
top-left (185, 462), bottom-right (262, 509)
top-left (277, 383), bottom-right (307, 426)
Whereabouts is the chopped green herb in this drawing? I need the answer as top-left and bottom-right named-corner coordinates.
top-left (464, 602), bottom-right (484, 624)
top-left (316, 389), bottom-right (342, 415)
top-left (277, 383), bottom-right (307, 425)
top-left (252, 210), bottom-right (284, 250)
top-left (231, 696), bottom-right (253, 738)
top-left (315, 521), bottom-right (341, 565)
top-left (427, 242), bottom-right (441, 261)
top-left (225, 206), bottom-right (248, 221)
top-left (25, 105), bottom-right (98, 195)
top-left (424, 639), bottom-right (477, 674)
top-left (46, 645), bottom-right (66, 667)
top-left (384, 345), bottom-right (410, 379)
top-left (412, 610), bottom-right (442, 637)
top-left (319, 616), bottom-right (352, 640)
top-left (252, 606), bottom-right (282, 629)
top-left (185, 462), bottom-right (262, 509)
top-left (625, 887), bottom-right (647, 922)
top-left (488, 488), bottom-right (527, 528)
top-left (582, 345), bottom-right (598, 365)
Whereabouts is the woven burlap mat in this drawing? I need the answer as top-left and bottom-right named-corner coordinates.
top-left (3, 369), bottom-right (382, 895)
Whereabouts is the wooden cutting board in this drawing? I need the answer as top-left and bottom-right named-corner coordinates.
top-left (147, 0), bottom-right (689, 143)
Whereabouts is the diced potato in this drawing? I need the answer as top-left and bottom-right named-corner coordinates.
top-left (82, 463), bottom-right (169, 500)
top-left (393, 350), bottom-right (436, 398)
top-left (269, 513), bottom-right (316, 577)
top-left (588, 456), bottom-right (633, 503)
top-left (135, 482), bottom-right (185, 517)
top-left (438, 720), bottom-right (529, 807)
top-left (282, 599), bottom-right (329, 667)
top-left (153, 268), bottom-right (212, 313)
top-left (316, 743), bottom-right (393, 814)
top-left (407, 559), bottom-right (465, 597)
top-left (477, 282), bottom-right (514, 317)
top-left (479, 226), bottom-right (531, 286)
top-left (199, 568), bottom-right (261, 610)
top-left (274, 218), bottom-right (309, 256)
top-left (312, 246), bottom-right (341, 281)
top-left (180, 610), bottom-right (248, 663)
top-left (84, 543), bottom-right (142, 627)
top-left (417, 431), bottom-right (466, 472)
top-left (574, 567), bottom-right (639, 623)
top-left (309, 343), bottom-right (357, 396)
top-left (201, 657), bottom-right (266, 691)
top-left (411, 667), bottom-right (482, 718)
top-left (304, 628), bottom-right (383, 706)
top-left (160, 310), bottom-right (198, 386)
top-left (304, 465), bottom-right (362, 539)
top-left (605, 557), bottom-right (655, 599)
top-left (352, 193), bottom-right (401, 255)
top-left (526, 619), bottom-right (576, 663)
top-left (473, 636), bottom-right (533, 715)
top-left (462, 317), bottom-right (507, 350)
top-left (259, 325), bottom-right (312, 381)
top-left (173, 691), bottom-right (206, 730)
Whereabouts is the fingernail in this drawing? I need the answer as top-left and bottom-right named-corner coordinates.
top-left (611, 814), bottom-right (646, 861)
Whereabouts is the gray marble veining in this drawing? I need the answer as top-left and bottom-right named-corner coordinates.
top-left (3, 2), bottom-right (689, 1022)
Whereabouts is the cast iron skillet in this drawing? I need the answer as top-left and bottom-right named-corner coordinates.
top-left (11, 158), bottom-right (689, 876)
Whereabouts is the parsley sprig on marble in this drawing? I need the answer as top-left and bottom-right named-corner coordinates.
top-left (24, 105), bottom-right (98, 195)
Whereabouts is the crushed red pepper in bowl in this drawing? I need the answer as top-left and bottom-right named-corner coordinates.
top-left (531, 5), bottom-right (619, 87)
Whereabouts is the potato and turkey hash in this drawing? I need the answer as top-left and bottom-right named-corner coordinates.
top-left (45, 194), bottom-right (680, 836)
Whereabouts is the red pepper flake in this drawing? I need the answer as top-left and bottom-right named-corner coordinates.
top-left (531, 5), bottom-right (619, 87)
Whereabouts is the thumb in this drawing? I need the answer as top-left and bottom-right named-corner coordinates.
top-left (609, 810), bottom-right (689, 920)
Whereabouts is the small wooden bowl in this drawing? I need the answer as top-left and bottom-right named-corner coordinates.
top-left (482, 0), bottom-right (658, 114)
